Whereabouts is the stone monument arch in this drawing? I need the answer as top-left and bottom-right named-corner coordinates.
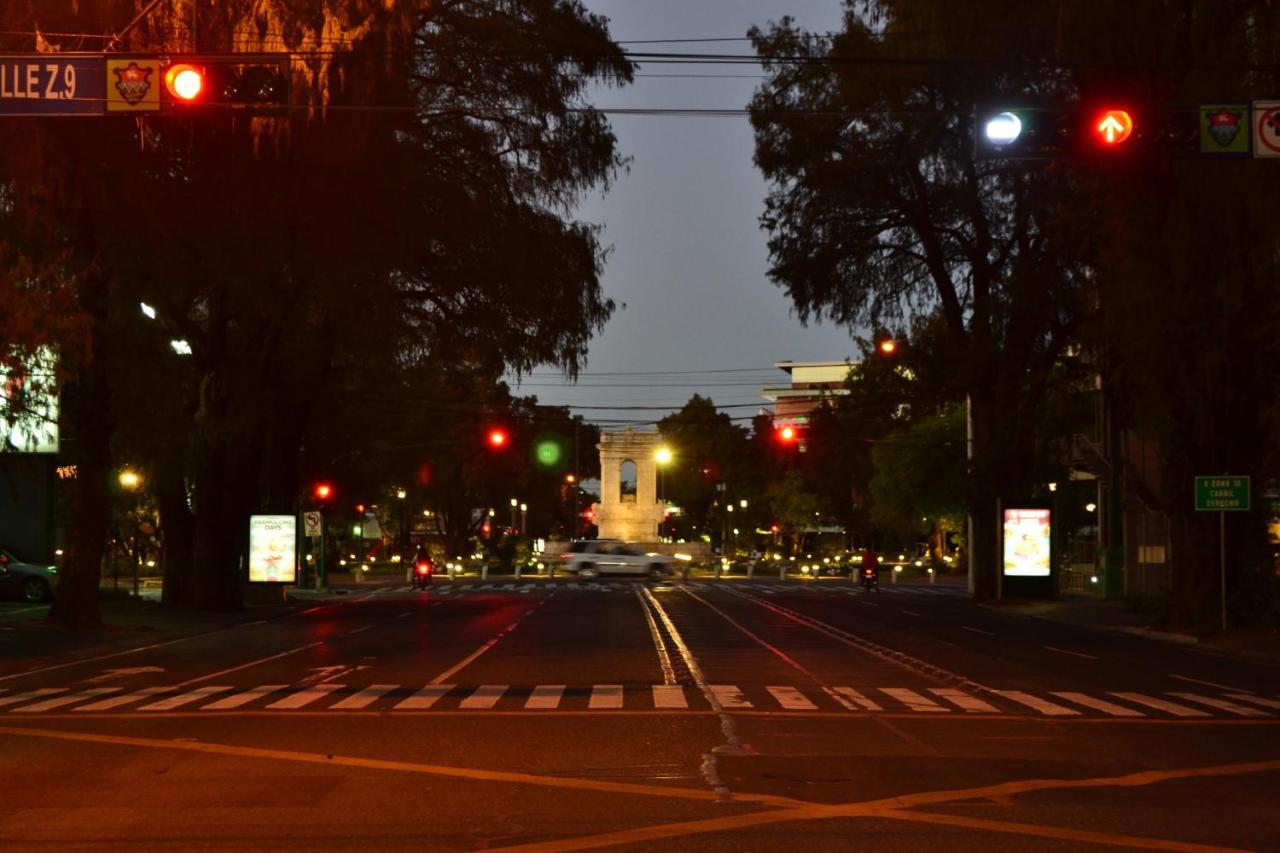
top-left (594, 428), bottom-right (665, 543)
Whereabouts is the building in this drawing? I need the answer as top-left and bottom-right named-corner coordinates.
top-left (761, 360), bottom-right (855, 427)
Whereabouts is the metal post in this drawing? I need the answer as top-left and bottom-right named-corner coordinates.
top-left (131, 531), bottom-right (140, 597)
top-left (966, 393), bottom-right (975, 595)
top-left (1220, 510), bottom-right (1227, 633)
top-left (481, 562), bottom-right (488, 581)
top-left (747, 561), bottom-right (753, 579)
top-left (515, 563), bottom-right (522, 581)
top-left (779, 562), bottom-right (786, 581)
top-left (715, 560), bottom-right (721, 580)
top-left (316, 509), bottom-right (326, 592)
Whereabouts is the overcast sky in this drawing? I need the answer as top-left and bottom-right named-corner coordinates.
top-left (509, 1), bottom-right (854, 428)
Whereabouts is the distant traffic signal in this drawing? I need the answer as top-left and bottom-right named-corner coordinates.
top-left (161, 55), bottom-right (290, 108)
top-left (487, 428), bottom-right (509, 449)
top-left (776, 424), bottom-right (798, 444)
top-left (977, 105), bottom-right (1141, 159)
top-left (312, 482), bottom-right (333, 501)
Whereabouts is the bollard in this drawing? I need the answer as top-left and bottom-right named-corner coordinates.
top-left (747, 562), bottom-right (754, 579)
top-left (779, 563), bottom-right (786, 581)
top-left (891, 566), bottom-right (897, 584)
top-left (481, 563), bottom-right (488, 581)
top-left (715, 562), bottom-right (722, 580)
top-left (550, 561), bottom-right (556, 579)
top-left (681, 562), bottom-right (689, 582)
top-left (515, 564), bottom-right (521, 581)
top-left (928, 568), bottom-right (935, 585)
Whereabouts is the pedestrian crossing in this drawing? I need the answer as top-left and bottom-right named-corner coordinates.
top-left (2, 682), bottom-right (1274, 719)
top-left (383, 581), bottom-right (967, 597)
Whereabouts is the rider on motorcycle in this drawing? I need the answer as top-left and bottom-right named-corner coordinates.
top-left (859, 548), bottom-right (880, 589)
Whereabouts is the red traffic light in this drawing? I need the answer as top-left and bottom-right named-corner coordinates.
top-left (487, 428), bottom-right (509, 449)
top-left (164, 63), bottom-right (205, 101)
top-left (312, 482), bottom-right (333, 501)
top-left (777, 424), bottom-right (797, 443)
top-left (355, 503), bottom-right (366, 514)
top-left (1094, 109), bottom-right (1134, 146)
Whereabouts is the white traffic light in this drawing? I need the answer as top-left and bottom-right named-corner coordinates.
top-left (983, 111), bottom-right (1023, 144)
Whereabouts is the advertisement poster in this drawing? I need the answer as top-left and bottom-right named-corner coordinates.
top-left (1002, 508), bottom-right (1051, 577)
top-left (248, 514), bottom-right (297, 583)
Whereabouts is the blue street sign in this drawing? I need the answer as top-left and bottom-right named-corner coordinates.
top-left (0, 55), bottom-right (105, 116)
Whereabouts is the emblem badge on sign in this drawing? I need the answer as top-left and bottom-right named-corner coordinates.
top-left (1206, 109), bottom-right (1242, 148)
top-left (112, 61), bottom-right (152, 105)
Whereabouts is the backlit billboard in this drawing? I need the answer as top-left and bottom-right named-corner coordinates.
top-left (1002, 507), bottom-right (1052, 578)
top-left (248, 514), bottom-right (297, 584)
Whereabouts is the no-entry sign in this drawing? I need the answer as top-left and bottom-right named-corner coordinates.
top-left (1253, 101), bottom-right (1280, 158)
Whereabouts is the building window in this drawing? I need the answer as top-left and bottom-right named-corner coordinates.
top-left (619, 460), bottom-right (637, 503)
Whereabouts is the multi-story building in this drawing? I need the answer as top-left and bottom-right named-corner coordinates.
top-left (761, 360), bottom-right (854, 430)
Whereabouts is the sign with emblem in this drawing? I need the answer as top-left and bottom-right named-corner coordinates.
top-left (1199, 104), bottom-right (1251, 156)
top-left (1252, 101), bottom-right (1280, 158)
top-left (0, 55), bottom-right (105, 115)
top-left (302, 511), bottom-right (323, 538)
top-left (106, 57), bottom-right (160, 112)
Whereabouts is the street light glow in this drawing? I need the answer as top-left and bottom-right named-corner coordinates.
top-left (140, 302), bottom-right (156, 319)
top-left (118, 470), bottom-right (140, 489)
top-left (655, 446), bottom-right (673, 465)
top-left (396, 488), bottom-right (406, 499)
top-left (879, 339), bottom-right (898, 354)
top-left (170, 339), bottom-right (193, 356)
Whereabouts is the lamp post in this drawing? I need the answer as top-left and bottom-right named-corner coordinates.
top-left (520, 503), bottom-right (528, 537)
top-left (118, 469), bottom-right (142, 597)
top-left (655, 445), bottom-right (673, 540)
top-left (510, 497), bottom-right (518, 533)
top-left (396, 488), bottom-right (407, 557)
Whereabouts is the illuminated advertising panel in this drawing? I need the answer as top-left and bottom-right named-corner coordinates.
top-left (248, 514), bottom-right (297, 584)
top-left (1, 348), bottom-right (59, 454)
top-left (1002, 507), bottom-right (1052, 578)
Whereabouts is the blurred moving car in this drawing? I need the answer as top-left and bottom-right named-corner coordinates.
top-left (0, 547), bottom-right (57, 603)
top-left (561, 540), bottom-right (673, 579)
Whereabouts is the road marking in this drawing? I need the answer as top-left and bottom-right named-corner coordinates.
top-left (767, 686), bottom-right (817, 710)
top-left (429, 622), bottom-right (519, 684)
top-left (589, 684), bottom-right (624, 709)
top-left (0, 688), bottom-right (69, 708)
top-left (929, 688), bottom-right (996, 712)
top-left (636, 588), bottom-right (677, 685)
top-left (1043, 646), bottom-right (1098, 660)
top-left (266, 684), bottom-right (343, 710)
top-left (1108, 692), bottom-right (1209, 717)
top-left (396, 685), bottom-right (453, 710)
top-left (652, 685), bottom-right (688, 709)
top-left (74, 685), bottom-right (172, 712)
top-left (9, 687), bottom-right (119, 713)
top-left (1169, 693), bottom-right (1271, 717)
top-left (1050, 692), bottom-right (1144, 717)
top-left (330, 684), bottom-right (397, 710)
top-left (880, 688), bottom-right (948, 712)
top-left (992, 690), bottom-right (1080, 716)
top-left (525, 685), bottom-right (565, 710)
top-left (1225, 693), bottom-right (1280, 711)
top-left (460, 685), bottom-right (507, 709)
top-left (138, 685), bottom-right (233, 711)
top-left (901, 609), bottom-right (921, 617)
top-left (201, 685), bottom-right (289, 710)
top-left (708, 685), bottom-right (752, 709)
top-left (961, 626), bottom-right (995, 637)
top-left (172, 641), bottom-right (323, 688)
top-left (348, 625), bottom-right (373, 635)
top-left (1169, 674), bottom-right (1250, 693)
top-left (830, 687), bottom-right (882, 711)
top-left (398, 612), bottom-right (412, 618)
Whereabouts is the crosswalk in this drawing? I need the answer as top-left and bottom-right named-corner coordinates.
top-left (1, 682), bottom-right (1273, 719)
top-left (379, 581), bottom-right (967, 597)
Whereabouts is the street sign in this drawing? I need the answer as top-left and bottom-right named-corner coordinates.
top-left (106, 58), bottom-right (161, 113)
top-left (1253, 101), bottom-right (1280, 158)
top-left (302, 511), bottom-right (323, 538)
top-left (1194, 476), bottom-right (1250, 511)
top-left (0, 55), bottom-right (105, 115)
top-left (1199, 104), bottom-right (1251, 156)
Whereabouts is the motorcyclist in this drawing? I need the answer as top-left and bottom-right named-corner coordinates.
top-left (408, 547), bottom-right (432, 588)
top-left (859, 548), bottom-right (880, 589)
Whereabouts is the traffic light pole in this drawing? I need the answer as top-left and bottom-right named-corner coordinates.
top-left (315, 508), bottom-right (327, 592)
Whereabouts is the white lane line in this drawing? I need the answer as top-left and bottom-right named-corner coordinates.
top-left (880, 688), bottom-right (949, 713)
top-left (0, 688), bottom-right (69, 709)
top-left (459, 685), bottom-right (507, 709)
top-left (138, 685), bottom-right (233, 711)
top-left (172, 641), bottom-right (323, 688)
top-left (961, 626), bottom-right (995, 637)
top-left (9, 687), bottom-right (120, 713)
top-left (1225, 693), bottom-right (1280, 712)
top-left (1050, 692), bottom-right (1144, 717)
top-left (396, 685), bottom-right (453, 710)
top-left (525, 685), bottom-right (565, 710)
top-left (202, 685), bottom-right (289, 710)
top-left (348, 625), bottom-right (373, 635)
top-left (901, 610), bottom-right (921, 617)
top-left (830, 687), bottom-right (883, 711)
top-left (1043, 646), bottom-right (1099, 660)
top-left (266, 684), bottom-right (344, 710)
top-left (1108, 692), bottom-right (1209, 717)
top-left (652, 685), bottom-right (688, 709)
top-left (75, 686), bottom-right (173, 712)
top-left (767, 686), bottom-right (817, 711)
top-left (929, 688), bottom-right (997, 713)
top-left (589, 684), bottom-right (624, 709)
top-left (330, 684), bottom-right (397, 710)
top-left (636, 588), bottom-right (677, 686)
top-left (992, 690), bottom-right (1080, 716)
top-left (708, 685), bottom-right (752, 709)
top-left (1170, 674), bottom-right (1252, 693)
top-left (429, 623), bottom-right (518, 685)
top-left (398, 612), bottom-right (412, 619)
top-left (1170, 693), bottom-right (1272, 717)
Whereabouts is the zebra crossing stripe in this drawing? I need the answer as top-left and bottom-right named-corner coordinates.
top-left (880, 688), bottom-right (949, 712)
top-left (1225, 693), bottom-right (1280, 712)
top-left (459, 685), bottom-right (506, 709)
top-left (1108, 692), bottom-right (1209, 717)
top-left (10, 687), bottom-right (120, 713)
top-left (589, 684), bottom-right (624, 709)
top-left (74, 686), bottom-right (172, 712)
top-left (1050, 692), bottom-right (1144, 717)
top-left (138, 685), bottom-right (233, 711)
top-left (767, 686), bottom-right (817, 710)
top-left (829, 687), bottom-right (883, 711)
top-left (929, 688), bottom-right (997, 712)
top-left (525, 685), bottom-right (565, 710)
top-left (396, 684), bottom-right (452, 710)
top-left (652, 685), bottom-right (688, 709)
top-left (267, 684), bottom-right (344, 710)
top-left (331, 684), bottom-right (398, 710)
top-left (992, 690), bottom-right (1080, 716)
top-left (202, 685), bottom-right (289, 710)
top-left (709, 685), bottom-right (753, 709)
top-left (0, 688), bottom-right (68, 709)
top-left (1170, 693), bottom-right (1272, 717)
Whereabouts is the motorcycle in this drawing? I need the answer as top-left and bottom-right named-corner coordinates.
top-left (859, 566), bottom-right (879, 591)
top-left (410, 559), bottom-right (433, 589)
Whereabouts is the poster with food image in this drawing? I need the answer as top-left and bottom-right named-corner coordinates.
top-left (248, 514), bottom-right (297, 583)
top-left (1002, 508), bottom-right (1051, 577)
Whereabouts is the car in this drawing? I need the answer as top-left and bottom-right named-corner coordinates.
top-left (0, 547), bottom-right (58, 603)
top-left (560, 540), bottom-right (673, 580)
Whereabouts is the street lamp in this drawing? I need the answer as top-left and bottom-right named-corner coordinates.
top-left (118, 469), bottom-right (141, 489)
top-left (520, 502), bottom-right (528, 536)
top-left (510, 497), bottom-right (518, 532)
top-left (117, 470), bottom-right (142, 597)
top-left (655, 445), bottom-right (673, 539)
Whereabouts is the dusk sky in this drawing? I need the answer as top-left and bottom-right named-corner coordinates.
top-left (510, 1), bottom-right (854, 428)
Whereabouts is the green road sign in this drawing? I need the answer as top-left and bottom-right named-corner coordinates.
top-left (1200, 104), bottom-right (1251, 156)
top-left (1195, 476), bottom-right (1251, 511)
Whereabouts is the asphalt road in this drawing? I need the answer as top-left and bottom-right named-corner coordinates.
top-left (1, 578), bottom-right (1277, 851)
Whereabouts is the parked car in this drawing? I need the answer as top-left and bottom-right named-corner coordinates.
top-left (561, 540), bottom-right (673, 579)
top-left (0, 547), bottom-right (57, 603)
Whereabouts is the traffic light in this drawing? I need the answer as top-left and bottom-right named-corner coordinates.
top-left (976, 105), bottom-right (1141, 159)
top-left (487, 428), bottom-right (509, 449)
top-left (161, 55), bottom-right (290, 108)
top-left (776, 424), bottom-right (798, 444)
top-left (312, 482), bottom-right (333, 501)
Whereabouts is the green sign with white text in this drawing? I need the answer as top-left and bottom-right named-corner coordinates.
top-left (1194, 476), bottom-right (1250, 511)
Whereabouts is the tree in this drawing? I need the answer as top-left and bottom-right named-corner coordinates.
top-left (868, 408), bottom-right (966, 561)
top-left (657, 395), bottom-right (754, 543)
